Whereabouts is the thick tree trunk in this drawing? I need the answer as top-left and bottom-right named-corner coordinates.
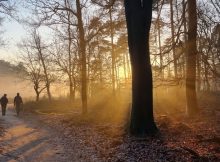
top-left (76, 0), bottom-right (87, 114)
top-left (124, 0), bottom-right (158, 135)
top-left (186, 0), bottom-right (199, 116)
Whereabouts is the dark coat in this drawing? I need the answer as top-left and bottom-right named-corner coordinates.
top-left (0, 96), bottom-right (8, 106)
top-left (14, 96), bottom-right (23, 106)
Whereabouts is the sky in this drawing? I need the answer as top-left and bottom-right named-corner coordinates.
top-left (0, 18), bottom-right (53, 62)
top-left (0, 18), bottom-right (25, 62)
top-left (0, 0), bottom-right (52, 63)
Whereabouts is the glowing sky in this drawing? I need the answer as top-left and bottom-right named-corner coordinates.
top-left (0, 18), bottom-right (25, 61)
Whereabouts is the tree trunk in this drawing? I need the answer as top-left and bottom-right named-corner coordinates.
top-left (204, 62), bottom-right (210, 91)
top-left (124, 0), bottom-right (158, 135)
top-left (34, 88), bottom-right (40, 102)
top-left (125, 49), bottom-right (131, 79)
top-left (66, 0), bottom-right (74, 101)
top-left (196, 50), bottom-right (201, 92)
top-left (211, 44), bottom-right (217, 91)
top-left (68, 74), bottom-right (74, 100)
top-left (110, 7), bottom-right (116, 95)
top-left (123, 52), bottom-right (127, 79)
top-left (170, 0), bottom-right (178, 78)
top-left (76, 0), bottom-right (87, 114)
top-left (36, 93), bottom-right (39, 102)
top-left (182, 0), bottom-right (187, 79)
top-left (97, 38), bottom-right (103, 84)
top-left (38, 51), bottom-right (51, 101)
top-left (157, 1), bottom-right (163, 79)
top-left (186, 0), bottom-right (199, 116)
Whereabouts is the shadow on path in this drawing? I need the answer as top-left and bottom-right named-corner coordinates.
top-left (0, 107), bottom-right (69, 162)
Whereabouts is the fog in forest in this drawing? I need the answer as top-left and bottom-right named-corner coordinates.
top-left (0, 0), bottom-right (219, 161)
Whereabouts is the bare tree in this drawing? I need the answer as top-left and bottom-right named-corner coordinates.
top-left (50, 34), bottom-right (79, 102)
top-left (210, 0), bottom-right (220, 14)
top-left (19, 28), bottom-right (54, 101)
top-left (32, 29), bottom-right (53, 101)
top-left (0, 0), bottom-right (14, 16)
top-left (18, 40), bottom-right (47, 101)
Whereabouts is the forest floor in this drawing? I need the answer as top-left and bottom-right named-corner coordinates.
top-left (0, 92), bottom-right (220, 162)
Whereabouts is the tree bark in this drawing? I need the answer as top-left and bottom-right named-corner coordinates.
top-left (36, 93), bottom-right (39, 102)
top-left (124, 0), bottom-right (158, 135)
top-left (170, 0), bottom-right (178, 78)
top-left (34, 86), bottom-right (40, 102)
top-left (110, 7), bottom-right (116, 95)
top-left (157, 1), bottom-right (163, 79)
top-left (182, 0), bottom-right (187, 79)
top-left (65, 0), bottom-right (74, 101)
top-left (196, 49), bottom-right (201, 92)
top-left (186, 0), bottom-right (199, 116)
top-left (76, 0), bottom-right (88, 114)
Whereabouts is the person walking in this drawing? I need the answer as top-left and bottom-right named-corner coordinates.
top-left (14, 93), bottom-right (23, 116)
top-left (0, 94), bottom-right (9, 116)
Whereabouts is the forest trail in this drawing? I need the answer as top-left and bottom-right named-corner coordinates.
top-left (0, 106), bottom-right (73, 162)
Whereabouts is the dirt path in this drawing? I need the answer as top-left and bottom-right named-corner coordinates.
top-left (0, 106), bottom-right (73, 162)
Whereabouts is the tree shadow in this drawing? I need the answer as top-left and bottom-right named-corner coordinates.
top-left (1, 136), bottom-right (48, 161)
top-left (4, 130), bottom-right (37, 144)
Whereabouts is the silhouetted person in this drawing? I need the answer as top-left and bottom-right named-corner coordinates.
top-left (0, 94), bottom-right (8, 116)
top-left (14, 93), bottom-right (23, 116)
